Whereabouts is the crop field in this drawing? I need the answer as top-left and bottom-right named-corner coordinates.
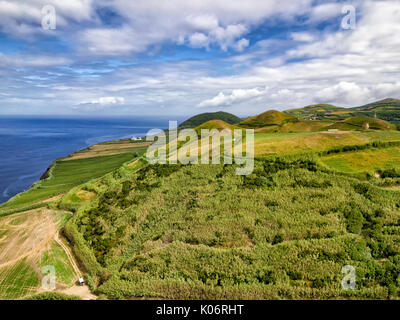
top-left (0, 258), bottom-right (39, 299)
top-left (321, 146), bottom-right (400, 173)
top-left (40, 241), bottom-right (76, 286)
top-left (254, 131), bottom-right (400, 156)
top-left (0, 208), bottom-right (77, 299)
top-left (0, 146), bottom-right (146, 214)
top-left (64, 139), bottom-right (150, 160)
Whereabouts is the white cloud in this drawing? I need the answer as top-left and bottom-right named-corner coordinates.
top-left (186, 14), bottom-right (219, 31)
top-left (314, 82), bottom-right (372, 106)
top-left (188, 32), bottom-right (209, 48)
top-left (0, 0), bottom-right (94, 37)
top-left (81, 27), bottom-right (144, 56)
top-left (2, 1), bottom-right (400, 116)
top-left (0, 53), bottom-right (71, 67)
top-left (290, 32), bottom-right (315, 42)
top-left (77, 0), bottom-right (315, 56)
top-left (77, 96), bottom-right (125, 108)
top-left (234, 38), bottom-right (250, 52)
top-left (197, 87), bottom-right (266, 108)
top-left (209, 24), bottom-right (248, 51)
top-left (374, 82), bottom-right (400, 98)
top-left (308, 2), bottom-right (343, 23)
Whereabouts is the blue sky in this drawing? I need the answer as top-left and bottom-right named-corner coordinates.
top-left (0, 0), bottom-right (399, 117)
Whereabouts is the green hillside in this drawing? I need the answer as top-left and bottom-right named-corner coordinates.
top-left (60, 152), bottom-right (400, 300)
top-left (194, 120), bottom-right (234, 133)
top-left (240, 110), bottom-right (298, 128)
top-left (352, 98), bottom-right (400, 124)
top-left (285, 98), bottom-right (400, 124)
top-left (179, 111), bottom-right (242, 129)
top-left (285, 104), bottom-right (345, 120)
top-left (327, 117), bottom-right (396, 131)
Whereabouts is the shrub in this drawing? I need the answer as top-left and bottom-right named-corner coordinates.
top-left (24, 292), bottom-right (81, 300)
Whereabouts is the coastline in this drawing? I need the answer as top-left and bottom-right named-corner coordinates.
top-left (0, 138), bottom-right (149, 214)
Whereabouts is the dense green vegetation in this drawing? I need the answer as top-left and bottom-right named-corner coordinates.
top-left (24, 292), bottom-right (81, 300)
top-left (61, 151), bottom-right (400, 299)
top-left (179, 111), bottom-right (242, 129)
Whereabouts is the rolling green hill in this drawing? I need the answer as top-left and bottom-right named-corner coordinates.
top-left (352, 98), bottom-right (400, 124)
top-left (240, 110), bottom-right (298, 128)
top-left (285, 104), bottom-right (345, 120)
top-left (179, 111), bottom-right (242, 129)
top-left (327, 117), bottom-right (396, 131)
top-left (284, 98), bottom-right (400, 124)
top-left (194, 120), bottom-right (234, 133)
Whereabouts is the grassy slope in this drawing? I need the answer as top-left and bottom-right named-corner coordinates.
top-left (285, 98), bottom-right (400, 124)
top-left (240, 110), bottom-right (298, 128)
top-left (62, 155), bottom-right (400, 299)
top-left (0, 140), bottom-right (149, 300)
top-left (321, 146), bottom-right (400, 173)
top-left (0, 149), bottom-right (145, 215)
top-left (40, 240), bottom-right (76, 285)
top-left (194, 120), bottom-right (234, 132)
top-left (57, 128), bottom-right (400, 300)
top-left (253, 131), bottom-right (400, 155)
top-left (327, 117), bottom-right (396, 131)
top-left (285, 104), bottom-right (345, 120)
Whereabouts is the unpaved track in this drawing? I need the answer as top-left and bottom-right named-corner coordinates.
top-left (53, 233), bottom-right (81, 277)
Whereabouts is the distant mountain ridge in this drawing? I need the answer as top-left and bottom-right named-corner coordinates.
top-left (285, 98), bottom-right (400, 124)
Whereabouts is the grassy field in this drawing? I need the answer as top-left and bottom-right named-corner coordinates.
top-left (321, 146), bottom-right (400, 173)
top-left (40, 241), bottom-right (76, 286)
top-left (253, 131), bottom-right (400, 156)
top-left (0, 258), bottom-right (39, 299)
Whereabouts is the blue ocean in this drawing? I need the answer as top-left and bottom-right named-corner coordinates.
top-left (0, 116), bottom-right (177, 204)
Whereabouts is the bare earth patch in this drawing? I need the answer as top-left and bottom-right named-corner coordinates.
top-left (0, 205), bottom-right (96, 300)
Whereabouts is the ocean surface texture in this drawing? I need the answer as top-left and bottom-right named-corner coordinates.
top-left (0, 116), bottom-right (172, 204)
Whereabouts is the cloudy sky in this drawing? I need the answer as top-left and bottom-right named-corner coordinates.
top-left (0, 0), bottom-right (399, 117)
